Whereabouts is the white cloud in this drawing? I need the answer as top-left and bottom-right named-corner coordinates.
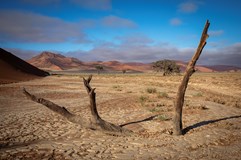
top-left (170, 18), bottom-right (182, 26)
top-left (66, 38), bottom-right (193, 63)
top-left (101, 15), bottom-right (137, 28)
top-left (178, 2), bottom-right (198, 13)
top-left (0, 10), bottom-right (90, 43)
top-left (21, 0), bottom-right (60, 5)
top-left (199, 43), bottom-right (241, 67)
top-left (70, 0), bottom-right (112, 10)
top-left (209, 30), bottom-right (224, 36)
top-left (9, 35), bottom-right (241, 68)
top-left (0, 10), bottom-right (138, 44)
top-left (3, 47), bottom-right (39, 60)
top-left (115, 34), bottom-right (153, 45)
top-left (21, 0), bottom-right (112, 10)
top-left (66, 40), bottom-right (241, 67)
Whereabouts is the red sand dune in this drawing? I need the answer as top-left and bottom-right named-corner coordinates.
top-left (85, 61), bottom-right (152, 72)
top-left (206, 65), bottom-right (241, 72)
top-left (0, 48), bottom-right (49, 84)
top-left (28, 52), bottom-right (152, 72)
top-left (28, 52), bottom-right (87, 71)
top-left (28, 52), bottom-right (240, 73)
top-left (176, 61), bottom-right (214, 72)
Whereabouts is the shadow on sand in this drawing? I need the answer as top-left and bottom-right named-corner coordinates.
top-left (119, 114), bottom-right (241, 135)
top-left (120, 115), bottom-right (158, 127)
top-left (183, 115), bottom-right (241, 134)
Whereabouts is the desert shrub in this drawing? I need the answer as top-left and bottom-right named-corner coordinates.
top-left (146, 88), bottom-right (157, 94)
top-left (149, 103), bottom-right (166, 112)
top-left (139, 95), bottom-right (148, 101)
top-left (204, 91), bottom-right (241, 108)
top-left (193, 92), bottom-right (203, 97)
top-left (156, 103), bottom-right (165, 107)
top-left (112, 85), bottom-right (122, 91)
top-left (213, 97), bottom-right (226, 105)
top-left (156, 114), bottom-right (171, 121)
top-left (157, 92), bottom-right (169, 98)
top-left (139, 95), bottom-right (148, 106)
top-left (149, 108), bottom-right (160, 112)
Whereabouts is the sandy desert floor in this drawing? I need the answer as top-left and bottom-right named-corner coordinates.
top-left (0, 73), bottom-right (241, 159)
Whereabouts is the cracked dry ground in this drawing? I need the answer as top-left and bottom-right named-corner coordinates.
top-left (0, 73), bottom-right (241, 160)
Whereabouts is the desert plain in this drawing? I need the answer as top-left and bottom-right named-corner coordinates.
top-left (0, 72), bottom-right (241, 159)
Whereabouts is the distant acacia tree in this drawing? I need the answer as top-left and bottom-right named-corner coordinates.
top-left (122, 69), bottom-right (127, 74)
top-left (152, 60), bottom-right (180, 76)
top-left (95, 65), bottom-right (104, 74)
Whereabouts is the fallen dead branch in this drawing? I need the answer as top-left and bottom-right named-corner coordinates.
top-left (23, 75), bottom-right (132, 135)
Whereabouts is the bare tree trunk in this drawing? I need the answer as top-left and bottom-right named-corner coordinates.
top-left (82, 75), bottom-right (131, 133)
top-left (23, 75), bottom-right (131, 135)
top-left (173, 20), bottom-right (210, 135)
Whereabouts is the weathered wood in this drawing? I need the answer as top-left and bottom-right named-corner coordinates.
top-left (173, 20), bottom-right (210, 135)
top-left (83, 75), bottom-right (131, 133)
top-left (23, 88), bottom-right (89, 127)
top-left (23, 88), bottom-right (73, 119)
top-left (23, 75), bottom-right (131, 135)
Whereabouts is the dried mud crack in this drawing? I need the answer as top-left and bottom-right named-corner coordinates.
top-left (1, 73), bottom-right (241, 159)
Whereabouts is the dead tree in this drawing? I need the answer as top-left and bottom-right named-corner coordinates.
top-left (173, 20), bottom-right (210, 135)
top-left (23, 75), bottom-right (131, 135)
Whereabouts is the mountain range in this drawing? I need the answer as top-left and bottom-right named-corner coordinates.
top-left (27, 51), bottom-right (241, 73)
top-left (27, 52), bottom-right (152, 73)
top-left (1, 48), bottom-right (240, 84)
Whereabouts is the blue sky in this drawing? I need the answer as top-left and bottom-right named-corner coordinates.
top-left (0, 0), bottom-right (241, 67)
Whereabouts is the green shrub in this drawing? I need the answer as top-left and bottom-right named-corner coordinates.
top-left (157, 92), bottom-right (169, 98)
top-left (157, 114), bottom-right (171, 121)
top-left (149, 107), bottom-right (160, 112)
top-left (139, 95), bottom-right (148, 102)
top-left (139, 95), bottom-right (148, 107)
top-left (146, 88), bottom-right (157, 94)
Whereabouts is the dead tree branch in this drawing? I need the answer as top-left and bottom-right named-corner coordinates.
top-left (23, 88), bottom-right (89, 127)
top-left (23, 75), bottom-right (131, 135)
top-left (173, 20), bottom-right (210, 135)
top-left (82, 75), bottom-right (131, 133)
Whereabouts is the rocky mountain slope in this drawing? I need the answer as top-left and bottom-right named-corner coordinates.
top-left (28, 52), bottom-right (241, 73)
top-left (27, 52), bottom-right (87, 71)
top-left (28, 52), bottom-right (152, 72)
